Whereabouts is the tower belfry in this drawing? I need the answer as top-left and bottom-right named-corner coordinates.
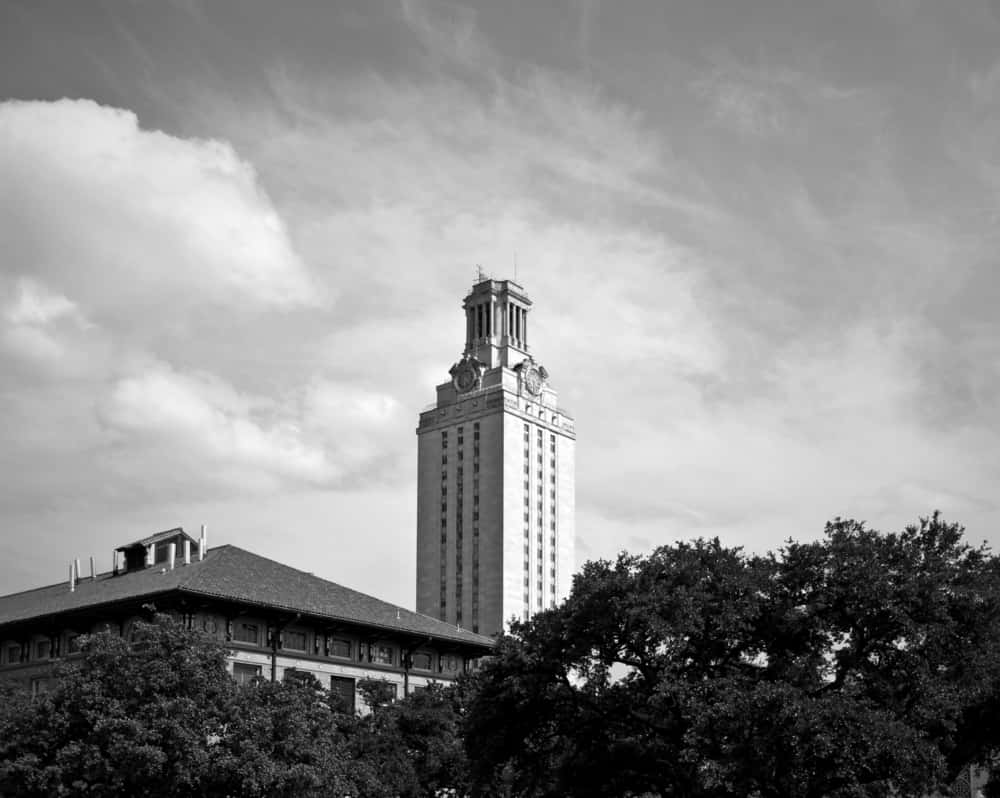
top-left (416, 277), bottom-right (576, 637)
top-left (462, 278), bottom-right (532, 368)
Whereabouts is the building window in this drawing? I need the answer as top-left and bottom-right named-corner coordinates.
top-left (34, 639), bottom-right (50, 660)
top-left (441, 654), bottom-right (461, 673)
top-left (66, 634), bottom-right (81, 654)
top-left (30, 677), bottom-right (50, 697)
top-left (410, 651), bottom-right (433, 671)
top-left (330, 675), bottom-right (356, 713)
top-left (373, 645), bottom-right (395, 665)
top-left (233, 662), bottom-right (262, 686)
top-left (6, 643), bottom-right (20, 664)
top-left (365, 681), bottom-right (398, 706)
top-left (233, 623), bottom-right (260, 645)
top-left (329, 638), bottom-right (352, 659)
top-left (283, 630), bottom-right (307, 651)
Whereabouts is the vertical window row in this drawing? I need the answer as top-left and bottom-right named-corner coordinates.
top-left (550, 433), bottom-right (557, 607)
top-left (523, 422), bottom-right (530, 619)
top-left (440, 430), bottom-right (448, 614)
top-left (455, 426), bottom-right (464, 627)
top-left (537, 428), bottom-right (543, 610)
top-left (471, 422), bottom-right (480, 633)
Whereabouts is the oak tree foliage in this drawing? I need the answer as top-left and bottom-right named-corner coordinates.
top-left (464, 514), bottom-right (1000, 798)
top-left (0, 613), bottom-right (468, 797)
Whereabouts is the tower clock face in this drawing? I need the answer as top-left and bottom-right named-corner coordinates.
top-left (455, 363), bottom-right (477, 392)
top-left (524, 366), bottom-right (542, 395)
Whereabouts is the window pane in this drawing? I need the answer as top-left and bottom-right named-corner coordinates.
top-left (233, 662), bottom-right (262, 686)
top-left (330, 675), bottom-right (356, 713)
top-left (410, 651), bottom-right (432, 670)
top-left (329, 638), bottom-right (352, 659)
top-left (284, 630), bottom-right (307, 651)
top-left (234, 623), bottom-right (259, 645)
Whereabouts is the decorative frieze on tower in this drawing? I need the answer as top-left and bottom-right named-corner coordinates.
top-left (416, 278), bottom-right (576, 637)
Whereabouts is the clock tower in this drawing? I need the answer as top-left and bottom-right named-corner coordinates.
top-left (416, 278), bottom-right (576, 636)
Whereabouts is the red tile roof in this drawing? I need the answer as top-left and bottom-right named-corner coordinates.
top-left (0, 546), bottom-right (494, 649)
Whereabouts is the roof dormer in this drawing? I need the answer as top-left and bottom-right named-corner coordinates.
top-left (114, 527), bottom-right (200, 573)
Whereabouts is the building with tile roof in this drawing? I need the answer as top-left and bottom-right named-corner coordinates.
top-left (0, 527), bottom-right (495, 710)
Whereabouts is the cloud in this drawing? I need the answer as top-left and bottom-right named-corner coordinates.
top-left (0, 98), bottom-right (319, 321)
top-left (3, 278), bottom-right (86, 327)
top-left (96, 363), bottom-right (411, 495)
top-left (0, 276), bottom-right (103, 375)
top-left (690, 58), bottom-right (861, 139)
top-left (399, 0), bottom-right (490, 71)
top-left (100, 362), bottom-right (332, 484)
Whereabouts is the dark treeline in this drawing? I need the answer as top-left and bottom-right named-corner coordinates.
top-left (3, 514), bottom-right (1000, 797)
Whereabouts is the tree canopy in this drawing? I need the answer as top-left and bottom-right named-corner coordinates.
top-left (3, 515), bottom-right (999, 797)
top-left (0, 613), bottom-right (467, 797)
top-left (464, 514), bottom-right (1000, 797)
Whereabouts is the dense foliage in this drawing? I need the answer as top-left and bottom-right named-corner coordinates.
top-left (464, 514), bottom-right (1000, 797)
top-left (3, 515), bottom-right (1000, 797)
top-left (0, 614), bottom-right (467, 797)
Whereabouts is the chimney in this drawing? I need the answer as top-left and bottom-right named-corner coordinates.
top-left (89, 556), bottom-right (96, 580)
top-left (168, 542), bottom-right (176, 571)
top-left (69, 563), bottom-right (76, 593)
top-left (199, 524), bottom-right (207, 561)
top-left (113, 549), bottom-right (119, 576)
top-left (146, 545), bottom-right (154, 568)
top-left (74, 558), bottom-right (81, 582)
top-left (183, 539), bottom-right (191, 566)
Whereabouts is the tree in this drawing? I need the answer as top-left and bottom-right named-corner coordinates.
top-left (464, 514), bottom-right (1000, 797)
top-left (0, 613), bottom-right (474, 797)
top-left (0, 611), bottom-right (237, 796)
top-left (352, 679), bottom-right (472, 797)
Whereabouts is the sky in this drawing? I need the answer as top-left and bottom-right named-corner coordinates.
top-left (1, 0), bottom-right (999, 607)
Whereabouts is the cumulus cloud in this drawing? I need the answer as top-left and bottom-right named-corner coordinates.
top-left (0, 98), bottom-right (319, 320)
top-left (100, 363), bottom-right (335, 487)
top-left (95, 364), bottom-right (409, 495)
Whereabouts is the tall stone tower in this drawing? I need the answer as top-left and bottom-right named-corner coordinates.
top-left (416, 278), bottom-right (575, 636)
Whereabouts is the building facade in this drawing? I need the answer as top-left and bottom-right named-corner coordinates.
top-left (0, 527), bottom-right (494, 710)
top-left (416, 278), bottom-right (576, 636)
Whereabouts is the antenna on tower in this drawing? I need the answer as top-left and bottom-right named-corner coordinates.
top-left (514, 251), bottom-right (518, 281)
top-left (476, 263), bottom-right (486, 282)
